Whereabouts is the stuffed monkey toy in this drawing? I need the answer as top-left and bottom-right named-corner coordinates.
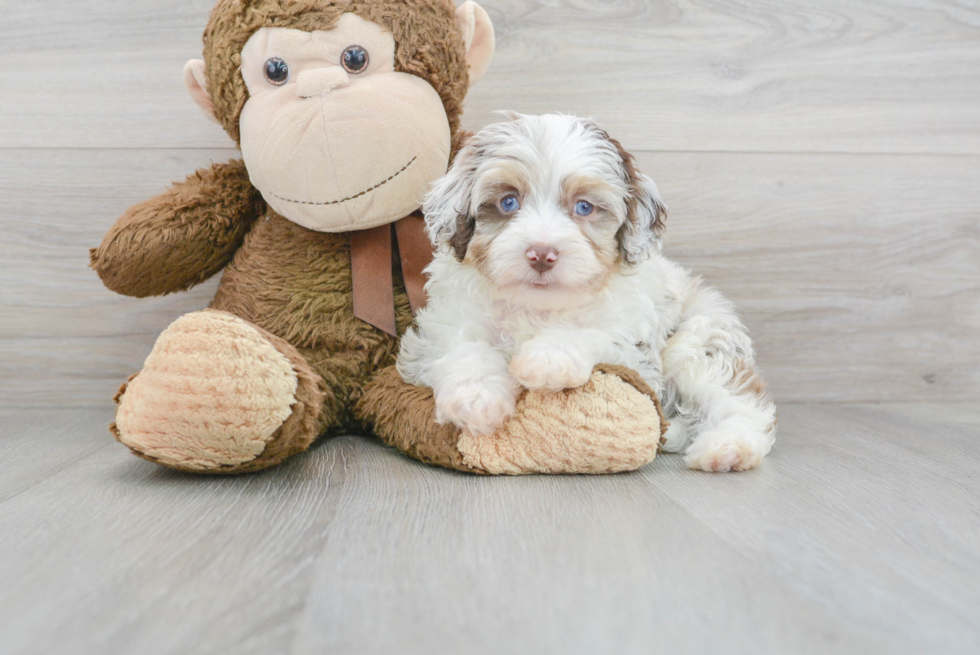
top-left (91, 0), bottom-right (667, 475)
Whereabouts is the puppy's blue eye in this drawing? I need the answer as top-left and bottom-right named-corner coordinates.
top-left (575, 200), bottom-right (594, 216)
top-left (500, 195), bottom-right (520, 213)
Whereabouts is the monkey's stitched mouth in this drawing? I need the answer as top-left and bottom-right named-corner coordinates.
top-left (269, 156), bottom-right (417, 206)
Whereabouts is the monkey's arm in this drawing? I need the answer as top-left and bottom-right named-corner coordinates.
top-left (90, 159), bottom-right (264, 298)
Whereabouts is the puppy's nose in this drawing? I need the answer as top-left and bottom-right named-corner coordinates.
top-left (526, 245), bottom-right (559, 273)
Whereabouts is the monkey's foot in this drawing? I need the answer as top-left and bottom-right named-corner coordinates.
top-left (112, 310), bottom-right (324, 474)
top-left (458, 365), bottom-right (666, 474)
top-left (361, 365), bottom-right (667, 475)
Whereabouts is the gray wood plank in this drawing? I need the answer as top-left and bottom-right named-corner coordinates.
top-left (646, 150), bottom-right (980, 402)
top-left (1, 0), bottom-right (977, 154)
top-left (0, 408), bottom-right (114, 503)
top-left (2, 148), bottom-right (977, 405)
top-left (289, 438), bottom-right (903, 655)
top-left (640, 404), bottom-right (980, 655)
top-left (0, 148), bottom-right (228, 406)
top-left (0, 412), bottom-right (347, 655)
top-left (0, 0), bottom-right (225, 150)
top-left (1, 404), bottom-right (977, 655)
top-left (858, 402), bottom-right (980, 426)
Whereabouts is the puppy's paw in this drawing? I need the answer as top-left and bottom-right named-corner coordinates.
top-left (660, 420), bottom-right (690, 453)
top-left (435, 377), bottom-right (517, 436)
top-left (684, 418), bottom-right (774, 472)
top-left (509, 341), bottom-right (592, 392)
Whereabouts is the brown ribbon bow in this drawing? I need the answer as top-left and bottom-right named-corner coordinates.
top-left (350, 213), bottom-right (432, 336)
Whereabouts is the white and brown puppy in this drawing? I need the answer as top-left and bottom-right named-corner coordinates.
top-left (398, 114), bottom-right (776, 472)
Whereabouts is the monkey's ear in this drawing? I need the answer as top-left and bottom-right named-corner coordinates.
top-left (456, 1), bottom-right (495, 85)
top-left (183, 59), bottom-right (220, 124)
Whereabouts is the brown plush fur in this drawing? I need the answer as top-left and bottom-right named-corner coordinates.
top-left (203, 0), bottom-right (469, 146)
top-left (594, 364), bottom-right (670, 446)
top-left (210, 212), bottom-right (415, 438)
top-left (358, 366), bottom-right (487, 473)
top-left (233, 320), bottom-right (329, 472)
top-left (110, 310), bottom-right (327, 474)
top-left (454, 368), bottom-right (665, 475)
top-left (93, 0), bottom-right (667, 475)
top-left (91, 0), bottom-right (473, 473)
top-left (90, 160), bottom-right (264, 297)
top-left (360, 365), bottom-right (669, 475)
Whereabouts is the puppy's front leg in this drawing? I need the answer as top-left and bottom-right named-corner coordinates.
top-left (509, 329), bottom-right (612, 392)
top-left (432, 343), bottom-right (520, 436)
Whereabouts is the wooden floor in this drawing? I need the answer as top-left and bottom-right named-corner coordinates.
top-left (2, 0), bottom-right (979, 653)
top-left (0, 404), bottom-right (978, 655)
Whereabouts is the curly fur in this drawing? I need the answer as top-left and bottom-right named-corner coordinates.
top-left (401, 114), bottom-right (777, 472)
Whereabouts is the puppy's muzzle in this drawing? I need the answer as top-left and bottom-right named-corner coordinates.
top-left (526, 244), bottom-right (559, 273)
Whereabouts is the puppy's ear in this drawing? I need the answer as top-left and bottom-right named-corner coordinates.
top-left (608, 136), bottom-right (669, 265)
top-left (423, 142), bottom-right (479, 261)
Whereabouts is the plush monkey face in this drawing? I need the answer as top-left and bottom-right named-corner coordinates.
top-left (185, 1), bottom-right (494, 233)
top-left (238, 15), bottom-right (451, 231)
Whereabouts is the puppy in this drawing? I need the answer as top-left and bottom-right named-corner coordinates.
top-left (398, 114), bottom-right (776, 472)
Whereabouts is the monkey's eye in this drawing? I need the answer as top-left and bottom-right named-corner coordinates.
top-left (574, 200), bottom-right (594, 216)
top-left (500, 195), bottom-right (521, 213)
top-left (264, 58), bottom-right (290, 86)
top-left (341, 46), bottom-right (370, 74)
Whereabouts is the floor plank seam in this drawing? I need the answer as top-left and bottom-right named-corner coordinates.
top-left (0, 442), bottom-right (113, 507)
